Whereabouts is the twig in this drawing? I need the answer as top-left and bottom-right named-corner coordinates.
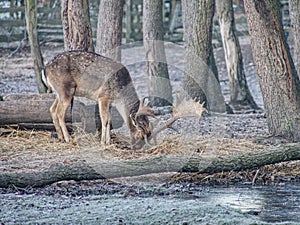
top-left (8, 34), bottom-right (28, 58)
top-left (252, 169), bottom-right (260, 186)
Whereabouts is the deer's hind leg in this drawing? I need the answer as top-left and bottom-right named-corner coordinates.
top-left (98, 98), bottom-right (112, 145)
top-left (56, 96), bottom-right (73, 142)
top-left (50, 97), bottom-right (64, 141)
top-left (51, 84), bottom-right (75, 142)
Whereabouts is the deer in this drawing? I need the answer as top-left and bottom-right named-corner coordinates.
top-left (45, 51), bottom-right (156, 149)
top-left (45, 51), bottom-right (207, 149)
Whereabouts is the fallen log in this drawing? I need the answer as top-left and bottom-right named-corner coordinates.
top-left (0, 98), bottom-right (80, 124)
top-left (0, 142), bottom-right (299, 188)
top-left (0, 94), bottom-right (123, 133)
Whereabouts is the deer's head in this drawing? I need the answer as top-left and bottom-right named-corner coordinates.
top-left (128, 97), bottom-right (208, 149)
top-left (129, 99), bottom-right (156, 149)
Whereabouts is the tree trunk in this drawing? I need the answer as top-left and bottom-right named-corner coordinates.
top-left (1, 143), bottom-right (300, 188)
top-left (181, 0), bottom-right (226, 113)
top-left (289, 0), bottom-right (300, 77)
top-left (124, 0), bottom-right (132, 43)
top-left (61, 0), bottom-right (93, 51)
top-left (143, 0), bottom-right (173, 106)
top-left (24, 0), bottom-right (47, 93)
top-left (216, 0), bottom-right (258, 110)
top-left (244, 0), bottom-right (300, 141)
top-left (96, 0), bottom-right (124, 61)
top-left (169, 0), bottom-right (180, 33)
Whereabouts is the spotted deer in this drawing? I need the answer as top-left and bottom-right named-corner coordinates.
top-left (45, 51), bottom-right (155, 149)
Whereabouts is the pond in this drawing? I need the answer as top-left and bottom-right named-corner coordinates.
top-left (0, 183), bottom-right (299, 224)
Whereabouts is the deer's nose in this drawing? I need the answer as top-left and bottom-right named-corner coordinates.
top-left (146, 132), bottom-right (151, 138)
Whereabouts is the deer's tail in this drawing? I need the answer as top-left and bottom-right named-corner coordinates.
top-left (41, 69), bottom-right (52, 93)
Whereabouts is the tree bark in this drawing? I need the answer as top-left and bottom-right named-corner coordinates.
top-left (1, 143), bottom-right (300, 188)
top-left (289, 0), bottom-right (300, 77)
top-left (24, 0), bottom-right (47, 93)
top-left (143, 0), bottom-right (173, 106)
top-left (216, 0), bottom-right (258, 110)
top-left (96, 0), bottom-right (124, 61)
top-left (181, 0), bottom-right (226, 113)
top-left (244, 0), bottom-right (300, 141)
top-left (61, 0), bottom-right (93, 51)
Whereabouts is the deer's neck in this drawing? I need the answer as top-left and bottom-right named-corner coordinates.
top-left (128, 99), bottom-right (140, 117)
top-left (114, 82), bottom-right (140, 128)
top-left (122, 89), bottom-right (140, 117)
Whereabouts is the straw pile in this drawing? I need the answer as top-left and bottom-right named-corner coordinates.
top-left (0, 126), bottom-right (266, 170)
top-left (1, 127), bottom-right (299, 185)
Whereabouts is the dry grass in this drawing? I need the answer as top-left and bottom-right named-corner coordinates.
top-left (74, 126), bottom-right (266, 160)
top-left (171, 160), bottom-right (300, 186)
top-left (0, 127), bottom-right (266, 173)
top-left (1, 127), bottom-right (299, 185)
top-left (0, 127), bottom-right (79, 173)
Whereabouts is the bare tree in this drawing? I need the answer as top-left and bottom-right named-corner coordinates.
top-left (143, 0), bottom-right (173, 106)
top-left (182, 0), bottom-right (226, 112)
top-left (96, 0), bottom-right (124, 61)
top-left (25, 0), bottom-right (47, 93)
top-left (244, 0), bottom-right (300, 141)
top-left (216, 0), bottom-right (258, 110)
top-left (61, 0), bottom-right (93, 51)
top-left (289, 0), bottom-right (300, 77)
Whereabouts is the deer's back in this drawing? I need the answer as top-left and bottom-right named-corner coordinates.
top-left (45, 51), bottom-right (133, 100)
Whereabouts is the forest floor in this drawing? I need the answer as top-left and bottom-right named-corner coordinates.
top-left (0, 39), bottom-right (300, 224)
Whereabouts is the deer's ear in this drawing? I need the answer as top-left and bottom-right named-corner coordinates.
top-left (130, 113), bottom-right (137, 127)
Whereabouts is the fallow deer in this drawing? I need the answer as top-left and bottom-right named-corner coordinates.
top-left (45, 51), bottom-right (155, 149)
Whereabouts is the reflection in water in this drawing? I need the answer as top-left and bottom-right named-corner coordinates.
top-left (211, 188), bottom-right (263, 213)
top-left (209, 185), bottom-right (300, 223)
top-left (259, 185), bottom-right (300, 223)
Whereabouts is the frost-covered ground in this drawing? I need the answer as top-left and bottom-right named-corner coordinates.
top-left (1, 181), bottom-right (300, 224)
